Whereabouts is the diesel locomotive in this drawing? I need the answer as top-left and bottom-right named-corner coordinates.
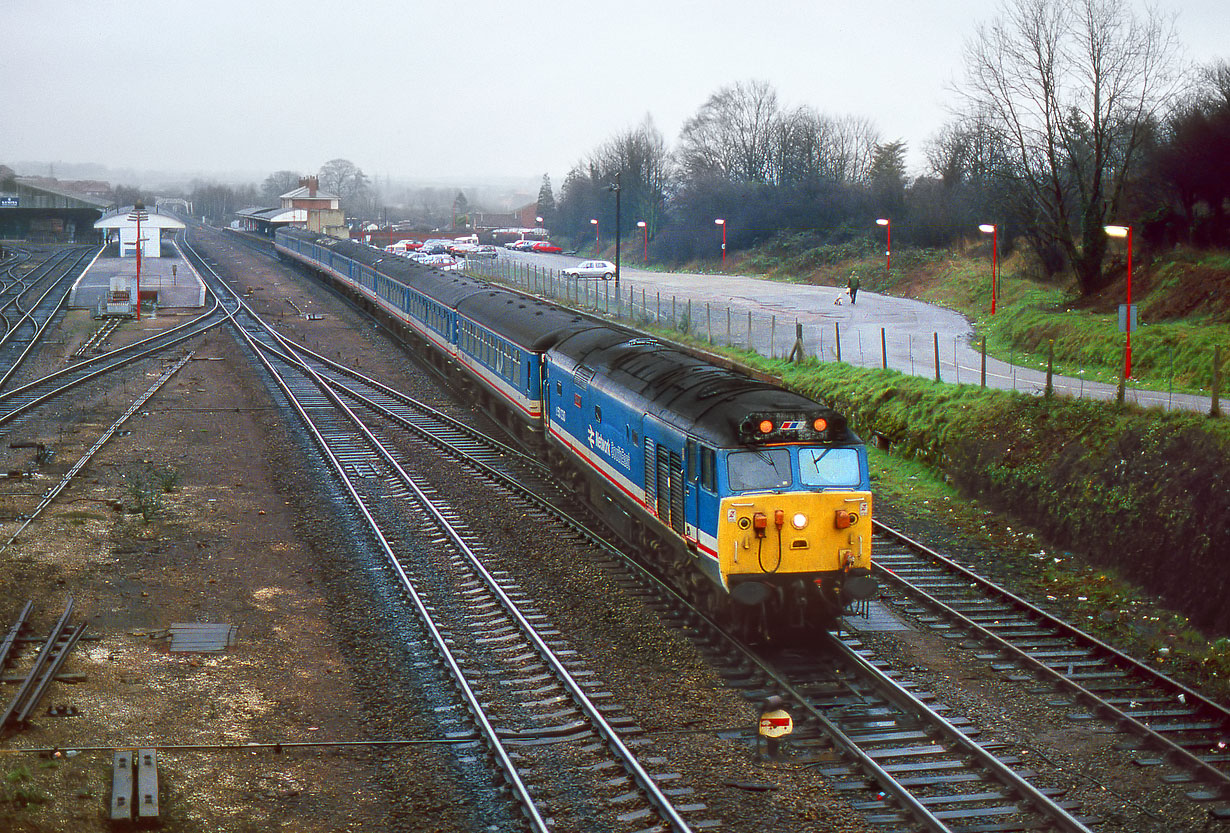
top-left (274, 228), bottom-right (876, 632)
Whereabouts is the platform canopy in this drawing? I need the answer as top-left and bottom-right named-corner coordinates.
top-left (94, 206), bottom-right (185, 258)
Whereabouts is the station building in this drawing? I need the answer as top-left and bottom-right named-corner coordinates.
top-left (94, 205), bottom-right (186, 258)
top-left (234, 176), bottom-right (347, 239)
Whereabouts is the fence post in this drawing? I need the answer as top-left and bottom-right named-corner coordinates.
top-left (707, 304), bottom-right (712, 344)
top-left (672, 296), bottom-right (677, 328)
top-left (788, 321), bottom-right (805, 363)
top-left (727, 307), bottom-right (731, 345)
top-left (687, 298), bottom-right (692, 334)
top-left (770, 315), bottom-right (776, 358)
top-left (881, 328), bottom-right (888, 369)
top-left (747, 310), bottom-right (753, 351)
top-left (933, 332), bottom-right (941, 382)
top-left (981, 337), bottom-right (987, 387)
top-left (1213, 345), bottom-right (1223, 418)
top-left (1045, 340), bottom-right (1054, 397)
top-left (835, 323), bottom-right (842, 362)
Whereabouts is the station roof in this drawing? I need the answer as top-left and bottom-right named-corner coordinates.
top-left (237, 205), bottom-right (307, 223)
top-left (94, 206), bottom-right (186, 230)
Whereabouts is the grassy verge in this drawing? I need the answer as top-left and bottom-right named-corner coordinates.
top-left (710, 239), bottom-right (1230, 398)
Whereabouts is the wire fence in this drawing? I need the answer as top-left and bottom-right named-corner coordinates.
top-left (462, 255), bottom-right (1225, 415)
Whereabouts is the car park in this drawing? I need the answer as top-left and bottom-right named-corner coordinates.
top-left (562, 260), bottom-right (617, 280)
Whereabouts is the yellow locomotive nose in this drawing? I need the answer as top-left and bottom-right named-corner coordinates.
top-left (718, 491), bottom-right (872, 584)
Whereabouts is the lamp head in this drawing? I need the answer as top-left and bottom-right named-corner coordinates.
top-left (875, 218), bottom-right (889, 226)
top-left (979, 224), bottom-right (996, 234)
top-left (1104, 225), bottom-right (1129, 238)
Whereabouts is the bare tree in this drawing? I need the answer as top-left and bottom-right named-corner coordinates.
top-left (677, 80), bottom-right (782, 183)
top-left (957, 0), bottom-right (1182, 293)
top-left (317, 158), bottom-right (369, 203)
top-left (261, 170), bottom-right (301, 203)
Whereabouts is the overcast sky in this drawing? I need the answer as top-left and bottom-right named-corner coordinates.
top-left (3, 0), bottom-right (1227, 191)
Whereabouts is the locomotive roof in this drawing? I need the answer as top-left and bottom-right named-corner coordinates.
top-left (455, 289), bottom-right (598, 351)
top-left (550, 326), bottom-right (850, 447)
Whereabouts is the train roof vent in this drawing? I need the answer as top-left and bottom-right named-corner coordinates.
top-left (624, 338), bottom-right (658, 348)
top-left (573, 365), bottom-right (596, 391)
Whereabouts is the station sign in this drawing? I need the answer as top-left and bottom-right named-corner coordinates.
top-left (0, 197), bottom-right (18, 208)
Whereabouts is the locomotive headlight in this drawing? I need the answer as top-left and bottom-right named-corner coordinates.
top-left (791, 512), bottom-right (808, 530)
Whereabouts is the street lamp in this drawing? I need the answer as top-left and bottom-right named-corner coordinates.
top-left (978, 223), bottom-right (998, 315)
top-left (1105, 224), bottom-right (1133, 379)
top-left (715, 218), bottom-right (726, 265)
top-left (590, 218), bottom-right (599, 256)
top-left (535, 215), bottom-right (543, 236)
top-left (875, 218), bottom-right (890, 273)
top-left (637, 220), bottom-right (647, 263)
top-left (127, 201), bottom-right (149, 322)
top-left (608, 171), bottom-right (621, 288)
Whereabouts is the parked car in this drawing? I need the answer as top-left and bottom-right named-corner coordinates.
top-left (505, 239), bottom-right (536, 251)
top-left (448, 242), bottom-right (479, 256)
top-left (468, 245), bottom-right (499, 259)
top-left (562, 260), bottom-right (617, 280)
top-left (529, 241), bottom-right (563, 254)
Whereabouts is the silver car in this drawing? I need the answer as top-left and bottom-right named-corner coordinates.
top-left (562, 260), bottom-right (616, 280)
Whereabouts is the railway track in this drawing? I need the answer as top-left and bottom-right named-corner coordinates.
top-left (182, 230), bottom-right (714, 832)
top-left (0, 245), bottom-right (98, 390)
top-left (871, 522), bottom-right (1230, 820)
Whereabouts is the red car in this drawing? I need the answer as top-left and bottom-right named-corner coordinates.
top-left (530, 241), bottom-right (563, 254)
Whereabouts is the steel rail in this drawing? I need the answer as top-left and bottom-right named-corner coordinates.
top-left (235, 324), bottom-right (556, 833)
top-left (0, 352), bottom-right (195, 552)
top-left (873, 519), bottom-right (1230, 797)
top-left (0, 598), bottom-right (74, 728)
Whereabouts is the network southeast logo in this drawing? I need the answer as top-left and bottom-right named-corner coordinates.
top-left (586, 425), bottom-right (631, 468)
top-left (779, 420), bottom-right (804, 431)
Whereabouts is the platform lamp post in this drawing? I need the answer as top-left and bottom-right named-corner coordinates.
top-left (978, 223), bottom-right (998, 314)
top-left (875, 217), bottom-right (890, 273)
top-left (637, 221), bottom-right (647, 263)
top-left (1105, 224), bottom-right (1133, 379)
top-left (590, 218), bottom-right (599, 257)
top-left (715, 218), bottom-right (726, 265)
top-left (128, 201), bottom-right (149, 321)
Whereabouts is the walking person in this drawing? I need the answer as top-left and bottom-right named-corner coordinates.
top-left (847, 272), bottom-right (860, 305)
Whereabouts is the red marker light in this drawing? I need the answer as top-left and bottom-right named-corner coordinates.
top-left (813, 418), bottom-right (828, 432)
top-left (758, 419), bottom-right (774, 434)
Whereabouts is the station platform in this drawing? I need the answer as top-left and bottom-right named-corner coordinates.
top-left (69, 241), bottom-right (206, 313)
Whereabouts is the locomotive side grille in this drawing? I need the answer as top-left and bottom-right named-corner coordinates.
top-left (669, 451), bottom-right (685, 535)
top-left (655, 446), bottom-right (671, 523)
top-left (644, 438), bottom-right (657, 511)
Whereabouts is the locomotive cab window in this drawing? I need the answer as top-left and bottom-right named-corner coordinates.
top-left (728, 449), bottom-right (792, 491)
top-left (799, 447), bottom-right (861, 487)
top-left (686, 440), bottom-right (698, 483)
